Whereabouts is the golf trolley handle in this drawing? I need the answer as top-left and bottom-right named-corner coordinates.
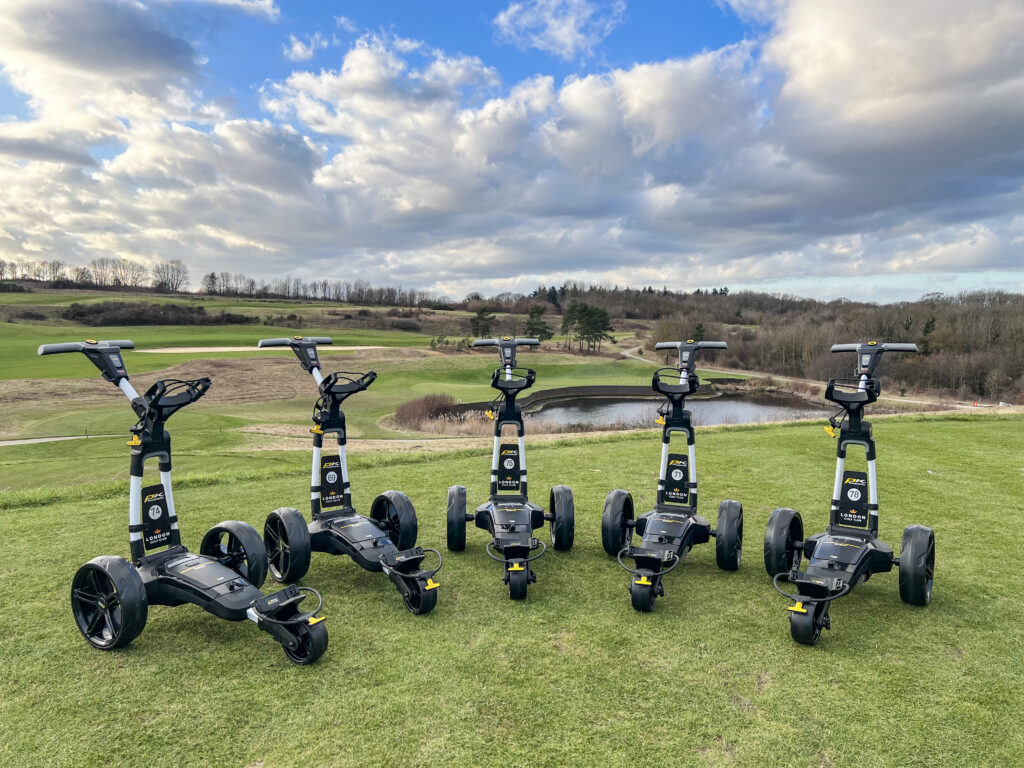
top-left (475, 337), bottom-right (540, 369)
top-left (830, 342), bottom-right (919, 354)
top-left (473, 338), bottom-right (540, 347)
top-left (655, 341), bottom-right (727, 350)
top-left (37, 338), bottom-right (137, 387)
top-left (258, 336), bottom-right (333, 348)
top-left (38, 339), bottom-right (134, 355)
top-left (655, 339), bottom-right (727, 372)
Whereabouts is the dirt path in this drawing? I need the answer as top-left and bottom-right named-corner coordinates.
top-left (0, 434), bottom-right (120, 448)
top-left (136, 345), bottom-right (386, 354)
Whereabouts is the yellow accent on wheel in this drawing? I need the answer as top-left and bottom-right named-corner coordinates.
top-left (635, 576), bottom-right (652, 586)
top-left (788, 601), bottom-right (808, 614)
top-left (425, 578), bottom-right (440, 590)
top-left (508, 563), bottom-right (525, 572)
top-left (308, 615), bottom-right (326, 625)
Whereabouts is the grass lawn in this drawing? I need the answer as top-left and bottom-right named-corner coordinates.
top-left (0, 413), bottom-right (1021, 767)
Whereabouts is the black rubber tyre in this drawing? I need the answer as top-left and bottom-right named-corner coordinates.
top-left (789, 608), bottom-right (822, 646)
top-left (200, 520), bottom-right (268, 588)
top-left (508, 568), bottom-right (528, 600)
top-left (446, 485), bottom-right (467, 552)
top-left (715, 500), bottom-right (743, 571)
top-left (549, 485), bottom-right (575, 551)
top-left (601, 490), bottom-right (634, 556)
top-left (764, 507), bottom-right (803, 577)
top-left (370, 491), bottom-right (418, 550)
top-left (264, 507), bottom-right (312, 583)
top-left (630, 580), bottom-right (656, 612)
top-left (403, 580), bottom-right (439, 615)
top-left (899, 525), bottom-right (935, 606)
top-left (283, 621), bottom-right (328, 665)
top-left (71, 556), bottom-right (148, 650)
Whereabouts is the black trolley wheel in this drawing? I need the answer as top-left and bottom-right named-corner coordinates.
top-left (508, 568), bottom-right (528, 600)
top-left (283, 621), bottom-right (328, 665)
top-left (789, 607), bottom-right (823, 646)
top-left (630, 579), bottom-right (656, 612)
top-left (446, 485), bottom-right (467, 552)
top-left (200, 520), bottom-right (269, 588)
top-left (549, 485), bottom-right (575, 551)
top-left (601, 489), bottom-right (634, 556)
top-left (715, 499), bottom-right (743, 571)
top-left (71, 556), bottom-right (148, 650)
top-left (899, 525), bottom-right (935, 606)
top-left (764, 507), bottom-right (803, 577)
top-left (404, 579), bottom-right (439, 615)
top-left (370, 491), bottom-right (418, 551)
top-left (264, 507), bottom-right (312, 583)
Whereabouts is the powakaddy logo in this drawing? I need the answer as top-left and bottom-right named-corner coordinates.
top-left (322, 459), bottom-right (340, 470)
top-left (844, 477), bottom-right (866, 485)
top-left (143, 491), bottom-right (165, 503)
top-left (668, 459), bottom-right (686, 466)
top-left (500, 449), bottom-right (518, 456)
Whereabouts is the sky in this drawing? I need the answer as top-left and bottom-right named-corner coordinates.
top-left (0, 0), bottom-right (1022, 302)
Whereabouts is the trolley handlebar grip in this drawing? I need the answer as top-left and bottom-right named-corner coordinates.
top-left (37, 339), bottom-right (135, 356)
top-left (473, 339), bottom-right (498, 347)
top-left (517, 338), bottom-right (540, 346)
top-left (308, 336), bottom-right (333, 344)
top-left (882, 342), bottom-right (918, 353)
top-left (830, 343), bottom-right (860, 353)
top-left (38, 342), bottom-right (85, 356)
top-left (257, 338), bottom-right (291, 348)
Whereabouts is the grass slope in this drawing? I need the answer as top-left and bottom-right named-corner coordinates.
top-left (0, 414), bottom-right (1021, 767)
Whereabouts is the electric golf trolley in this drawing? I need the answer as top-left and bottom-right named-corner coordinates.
top-left (446, 337), bottom-right (575, 600)
top-left (601, 340), bottom-right (743, 612)
top-left (257, 336), bottom-right (441, 615)
top-left (764, 341), bottom-right (935, 645)
top-left (41, 339), bottom-right (328, 664)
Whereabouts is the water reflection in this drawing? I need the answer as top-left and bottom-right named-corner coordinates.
top-left (528, 394), bottom-right (829, 428)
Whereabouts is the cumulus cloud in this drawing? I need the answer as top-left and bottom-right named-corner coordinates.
top-left (494, 0), bottom-right (625, 61)
top-left (0, 0), bottom-right (1022, 297)
top-left (283, 32), bottom-right (329, 62)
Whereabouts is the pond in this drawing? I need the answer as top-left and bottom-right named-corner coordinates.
top-left (526, 393), bottom-right (830, 429)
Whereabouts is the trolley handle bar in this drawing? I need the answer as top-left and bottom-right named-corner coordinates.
top-left (38, 339), bottom-right (134, 356)
top-left (258, 336), bottom-right (333, 348)
top-left (830, 342), bottom-right (919, 353)
top-left (473, 338), bottom-right (540, 347)
top-left (654, 341), bottom-right (727, 350)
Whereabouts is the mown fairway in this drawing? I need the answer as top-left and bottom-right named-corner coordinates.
top-left (1, 413), bottom-right (1021, 767)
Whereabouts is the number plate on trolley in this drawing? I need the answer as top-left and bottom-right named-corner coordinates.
top-left (497, 443), bottom-right (521, 492)
top-left (319, 454), bottom-right (345, 508)
top-left (664, 453), bottom-right (690, 504)
top-left (140, 483), bottom-right (171, 550)
top-left (836, 470), bottom-right (868, 527)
